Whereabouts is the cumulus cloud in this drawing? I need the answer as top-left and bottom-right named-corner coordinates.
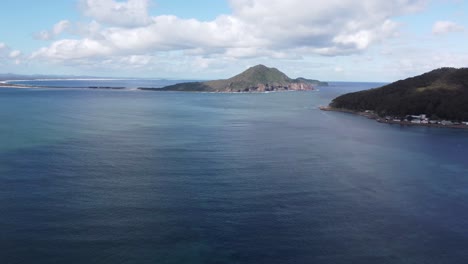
top-left (9, 50), bottom-right (22, 58)
top-left (227, 0), bottom-right (422, 52)
top-left (0, 43), bottom-right (7, 64)
top-left (79, 0), bottom-right (151, 27)
top-left (432, 20), bottom-right (464, 35)
top-left (32, 0), bottom-right (428, 66)
top-left (0, 43), bottom-right (24, 65)
top-left (36, 20), bottom-right (71, 40)
top-left (0, 42), bottom-right (7, 55)
top-left (32, 38), bottom-right (113, 60)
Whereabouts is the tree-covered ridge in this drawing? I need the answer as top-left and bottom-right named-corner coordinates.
top-left (216, 64), bottom-right (292, 88)
top-left (148, 65), bottom-right (328, 92)
top-left (330, 68), bottom-right (468, 121)
top-left (294, 77), bottom-right (328, 87)
top-left (149, 82), bottom-right (213, 92)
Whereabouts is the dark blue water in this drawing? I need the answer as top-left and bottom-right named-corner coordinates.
top-left (1, 82), bottom-right (468, 264)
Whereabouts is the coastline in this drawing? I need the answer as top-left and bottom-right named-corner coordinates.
top-left (0, 81), bottom-right (318, 93)
top-left (0, 82), bottom-right (129, 90)
top-left (0, 79), bottom-right (131, 90)
top-left (138, 87), bottom-right (317, 93)
top-left (319, 106), bottom-right (468, 130)
top-left (0, 82), bottom-right (37, 89)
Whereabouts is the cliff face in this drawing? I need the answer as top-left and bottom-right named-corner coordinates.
top-left (148, 65), bottom-right (324, 92)
top-left (221, 81), bottom-right (315, 93)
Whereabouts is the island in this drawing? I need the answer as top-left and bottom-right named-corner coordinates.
top-left (139, 64), bottom-right (328, 92)
top-left (321, 67), bottom-right (468, 128)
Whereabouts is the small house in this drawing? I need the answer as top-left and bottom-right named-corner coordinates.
top-left (441, 120), bottom-right (453, 126)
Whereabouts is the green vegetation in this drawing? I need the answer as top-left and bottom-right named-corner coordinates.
top-left (213, 64), bottom-right (292, 90)
top-left (146, 82), bottom-right (213, 92)
top-left (330, 68), bottom-right (468, 121)
top-left (294, 77), bottom-right (328, 87)
top-left (140, 64), bottom-right (327, 92)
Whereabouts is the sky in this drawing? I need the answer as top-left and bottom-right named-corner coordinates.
top-left (0, 0), bottom-right (467, 82)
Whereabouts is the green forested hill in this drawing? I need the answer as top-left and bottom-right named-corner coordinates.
top-left (146, 65), bottom-right (327, 92)
top-left (330, 68), bottom-right (468, 121)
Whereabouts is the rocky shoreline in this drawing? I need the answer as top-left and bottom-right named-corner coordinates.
top-left (150, 65), bottom-right (325, 92)
top-left (138, 86), bottom-right (315, 93)
top-left (1, 82), bottom-right (315, 93)
top-left (320, 106), bottom-right (468, 130)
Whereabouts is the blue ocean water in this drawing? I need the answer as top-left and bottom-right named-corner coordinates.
top-left (1, 81), bottom-right (468, 264)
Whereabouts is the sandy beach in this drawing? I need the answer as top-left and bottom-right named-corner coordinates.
top-left (0, 81), bottom-right (37, 89)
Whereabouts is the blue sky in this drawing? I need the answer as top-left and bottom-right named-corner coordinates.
top-left (0, 0), bottom-right (467, 81)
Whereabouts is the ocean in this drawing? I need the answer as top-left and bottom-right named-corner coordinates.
top-left (1, 80), bottom-right (468, 263)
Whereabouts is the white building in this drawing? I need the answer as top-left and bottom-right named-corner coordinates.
top-left (441, 120), bottom-right (453, 126)
top-left (411, 114), bottom-right (426, 120)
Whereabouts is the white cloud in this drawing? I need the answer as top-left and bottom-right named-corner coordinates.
top-left (73, 21), bottom-right (102, 38)
top-left (36, 20), bottom-right (71, 40)
top-left (228, 0), bottom-right (422, 53)
top-left (28, 0), bottom-right (434, 79)
top-left (0, 43), bottom-right (10, 56)
top-left (0, 43), bottom-right (24, 66)
top-left (32, 38), bottom-right (113, 60)
top-left (334, 66), bottom-right (344, 73)
top-left (53, 20), bottom-right (72, 35)
top-left (79, 0), bottom-right (151, 27)
top-left (432, 20), bottom-right (464, 35)
top-left (9, 50), bottom-right (21, 58)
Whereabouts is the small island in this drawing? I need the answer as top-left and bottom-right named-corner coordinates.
top-left (322, 67), bottom-right (468, 129)
top-left (139, 64), bottom-right (328, 93)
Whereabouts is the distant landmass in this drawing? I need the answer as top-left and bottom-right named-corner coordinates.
top-left (328, 68), bottom-right (468, 121)
top-left (0, 73), bottom-right (101, 81)
top-left (139, 65), bottom-right (328, 92)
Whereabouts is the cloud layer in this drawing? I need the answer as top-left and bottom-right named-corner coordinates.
top-left (79, 0), bottom-right (152, 27)
top-left (32, 0), bottom-right (427, 64)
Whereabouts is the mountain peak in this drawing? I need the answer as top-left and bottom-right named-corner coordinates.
top-left (243, 64), bottom-right (282, 74)
top-left (227, 65), bottom-right (291, 85)
top-left (153, 65), bottom-right (327, 92)
top-left (247, 64), bottom-right (270, 71)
